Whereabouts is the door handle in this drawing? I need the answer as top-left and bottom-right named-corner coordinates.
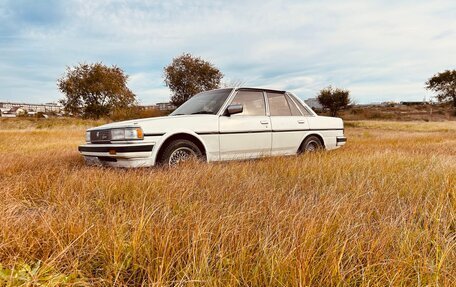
top-left (297, 120), bottom-right (305, 124)
top-left (260, 120), bottom-right (269, 124)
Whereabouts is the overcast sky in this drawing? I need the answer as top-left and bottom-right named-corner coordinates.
top-left (0, 0), bottom-right (455, 105)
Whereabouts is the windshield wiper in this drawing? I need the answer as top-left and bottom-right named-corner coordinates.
top-left (191, 111), bottom-right (213, 115)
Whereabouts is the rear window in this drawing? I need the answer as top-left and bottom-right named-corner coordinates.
top-left (285, 95), bottom-right (303, 116)
top-left (267, 92), bottom-right (291, 116)
top-left (288, 94), bottom-right (313, 116)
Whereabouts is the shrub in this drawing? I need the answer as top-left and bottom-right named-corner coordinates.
top-left (317, 86), bottom-right (352, 116)
top-left (110, 107), bottom-right (166, 121)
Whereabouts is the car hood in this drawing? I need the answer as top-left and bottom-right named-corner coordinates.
top-left (88, 115), bottom-right (220, 134)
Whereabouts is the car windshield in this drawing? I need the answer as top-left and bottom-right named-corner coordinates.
top-left (170, 88), bottom-right (233, 116)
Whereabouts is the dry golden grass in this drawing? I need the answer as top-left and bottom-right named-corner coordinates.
top-left (0, 119), bottom-right (455, 286)
top-left (336, 104), bottom-right (456, 121)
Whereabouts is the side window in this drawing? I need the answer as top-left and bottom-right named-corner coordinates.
top-left (230, 91), bottom-right (266, 116)
top-left (289, 95), bottom-right (313, 116)
top-left (285, 95), bottom-right (302, 116)
top-left (267, 92), bottom-right (291, 116)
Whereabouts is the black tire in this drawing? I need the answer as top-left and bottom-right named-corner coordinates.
top-left (299, 135), bottom-right (324, 153)
top-left (158, 139), bottom-right (204, 166)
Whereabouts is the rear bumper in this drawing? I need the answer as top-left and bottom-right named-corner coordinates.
top-left (336, 136), bottom-right (347, 146)
top-left (78, 143), bottom-right (155, 167)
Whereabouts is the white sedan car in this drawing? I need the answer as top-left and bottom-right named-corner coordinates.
top-left (79, 87), bottom-right (346, 167)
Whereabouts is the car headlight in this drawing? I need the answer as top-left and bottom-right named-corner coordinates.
top-left (85, 131), bottom-right (91, 142)
top-left (110, 127), bottom-right (144, 141)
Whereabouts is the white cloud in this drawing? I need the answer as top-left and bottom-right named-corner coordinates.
top-left (0, 0), bottom-right (455, 104)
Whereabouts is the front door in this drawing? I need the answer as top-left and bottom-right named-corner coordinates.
top-left (219, 90), bottom-right (272, 160)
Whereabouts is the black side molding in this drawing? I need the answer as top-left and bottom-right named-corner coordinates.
top-left (196, 128), bottom-right (344, 135)
top-left (79, 145), bottom-right (154, 153)
top-left (144, 133), bottom-right (165, 137)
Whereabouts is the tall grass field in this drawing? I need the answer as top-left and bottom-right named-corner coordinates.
top-left (0, 118), bottom-right (455, 286)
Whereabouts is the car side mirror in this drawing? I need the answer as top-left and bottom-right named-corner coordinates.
top-left (225, 104), bottom-right (243, 116)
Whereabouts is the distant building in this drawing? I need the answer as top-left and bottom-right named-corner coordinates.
top-left (0, 101), bottom-right (64, 117)
top-left (304, 98), bottom-right (323, 110)
top-left (140, 102), bottom-right (175, 112)
top-left (156, 102), bottom-right (176, 111)
top-left (1, 112), bottom-right (16, 118)
top-left (142, 105), bottom-right (158, 110)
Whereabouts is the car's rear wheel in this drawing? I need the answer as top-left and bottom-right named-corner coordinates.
top-left (159, 139), bottom-right (204, 166)
top-left (300, 135), bottom-right (323, 153)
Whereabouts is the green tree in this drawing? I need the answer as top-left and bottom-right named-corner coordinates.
top-left (164, 53), bottom-right (223, 107)
top-left (58, 63), bottom-right (136, 119)
top-left (426, 70), bottom-right (456, 110)
top-left (317, 86), bottom-right (352, 117)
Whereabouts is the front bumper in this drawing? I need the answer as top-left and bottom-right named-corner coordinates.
top-left (336, 136), bottom-right (347, 146)
top-left (78, 143), bottom-right (155, 167)
top-left (78, 144), bottom-right (154, 155)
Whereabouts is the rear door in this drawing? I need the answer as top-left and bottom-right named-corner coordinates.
top-left (267, 92), bottom-right (310, 155)
top-left (219, 90), bottom-right (272, 160)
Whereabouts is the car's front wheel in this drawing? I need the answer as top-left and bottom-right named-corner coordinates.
top-left (299, 136), bottom-right (323, 153)
top-left (158, 139), bottom-right (204, 166)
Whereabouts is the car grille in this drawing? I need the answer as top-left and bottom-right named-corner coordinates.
top-left (90, 130), bottom-right (111, 143)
